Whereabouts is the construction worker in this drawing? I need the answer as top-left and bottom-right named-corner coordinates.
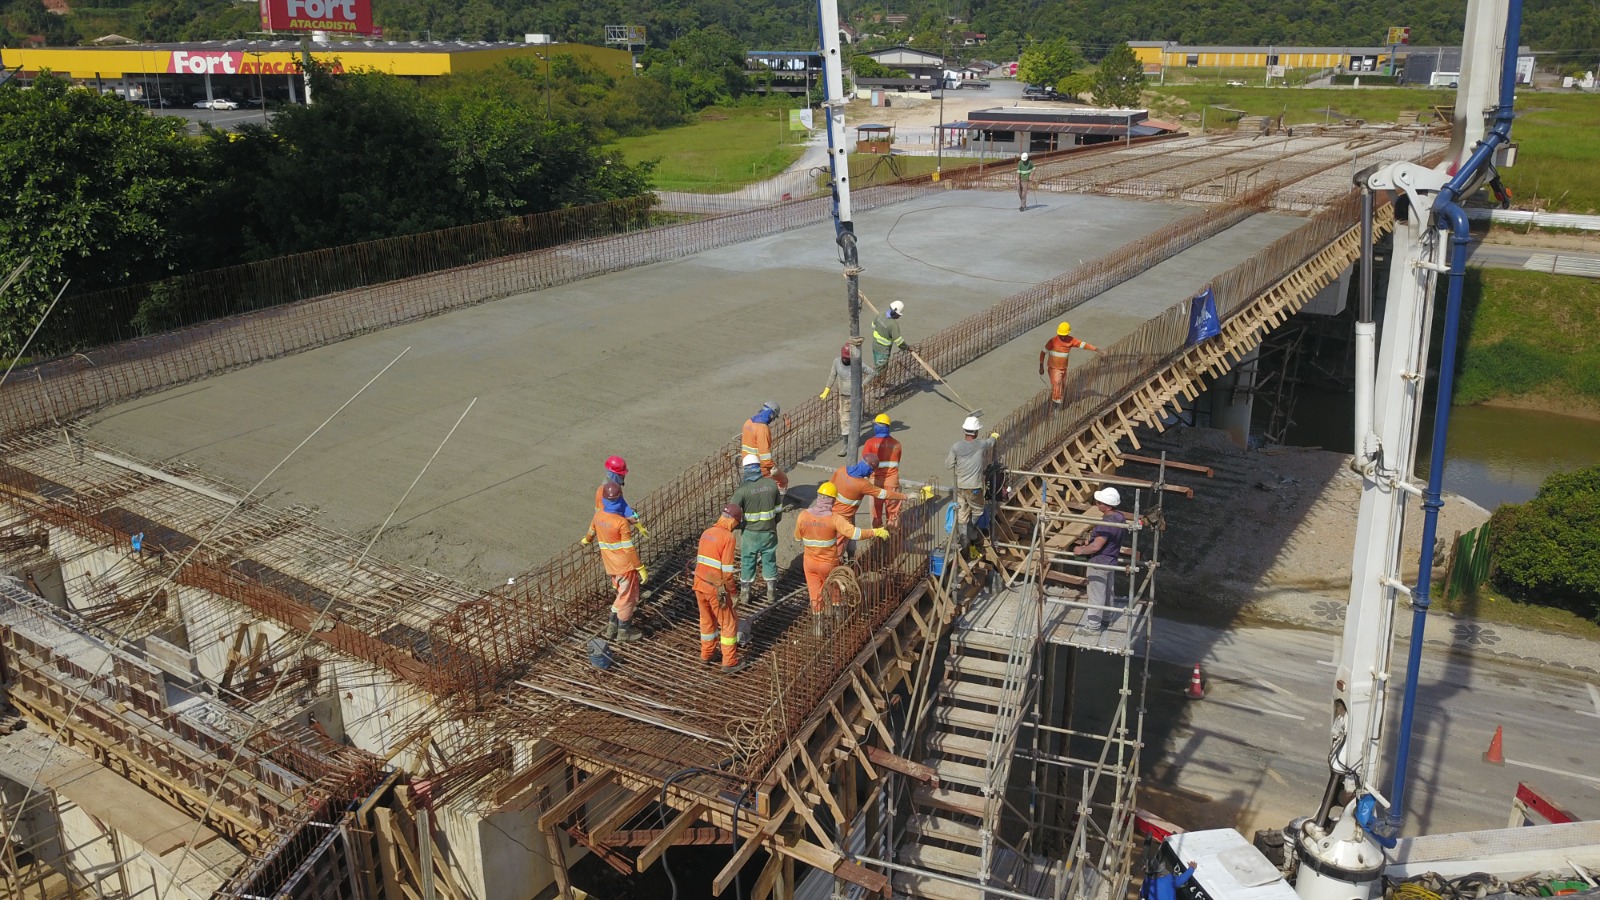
top-left (593, 456), bottom-right (649, 536)
top-left (1071, 486), bottom-right (1128, 632)
top-left (794, 482), bottom-right (887, 636)
top-left (583, 482), bottom-right (647, 642)
top-left (946, 415), bottom-right (998, 549)
top-left (728, 453), bottom-right (783, 606)
top-left (741, 402), bottom-right (781, 477)
top-left (1017, 152), bottom-right (1034, 211)
top-left (1039, 322), bottom-right (1101, 405)
top-left (831, 452), bottom-right (910, 553)
top-left (870, 301), bottom-right (911, 369)
top-left (862, 413), bottom-right (904, 527)
top-left (695, 504), bottom-right (747, 674)
top-left (819, 342), bottom-right (877, 454)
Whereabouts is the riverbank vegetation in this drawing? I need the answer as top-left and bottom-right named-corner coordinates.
top-left (1454, 269), bottom-right (1600, 415)
top-left (1484, 465), bottom-right (1600, 625)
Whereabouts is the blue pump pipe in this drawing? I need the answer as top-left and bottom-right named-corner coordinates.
top-left (1384, 0), bottom-right (1523, 833)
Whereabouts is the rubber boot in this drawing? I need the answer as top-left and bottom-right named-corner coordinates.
top-left (738, 582), bottom-right (751, 607)
top-left (722, 658), bottom-right (751, 675)
top-left (765, 582), bottom-right (777, 606)
top-left (603, 611), bottom-right (619, 640)
top-left (614, 620), bottom-right (643, 643)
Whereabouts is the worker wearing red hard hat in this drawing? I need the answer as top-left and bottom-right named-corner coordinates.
top-left (819, 342), bottom-right (877, 454)
top-left (694, 504), bottom-right (747, 673)
top-left (862, 413), bottom-right (904, 527)
top-left (1039, 321), bottom-right (1101, 405)
top-left (593, 456), bottom-right (649, 538)
top-left (583, 481), bottom-right (647, 642)
top-left (793, 482), bottom-right (887, 636)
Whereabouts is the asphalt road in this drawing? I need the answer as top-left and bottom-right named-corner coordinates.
top-left (1466, 240), bottom-right (1600, 276)
top-left (143, 106), bottom-right (276, 132)
top-left (1137, 616), bottom-right (1600, 840)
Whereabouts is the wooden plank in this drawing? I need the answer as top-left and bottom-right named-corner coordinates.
top-left (636, 803), bottom-right (706, 872)
top-left (777, 772), bottom-right (834, 851)
top-left (1119, 454), bottom-right (1212, 477)
top-left (865, 747), bottom-right (939, 786)
top-left (492, 746), bottom-right (566, 807)
top-left (537, 771), bottom-right (617, 833)
top-left (711, 816), bottom-right (769, 897)
top-left (798, 748), bottom-right (848, 835)
top-left (752, 849), bottom-right (784, 900)
top-left (587, 789), bottom-right (655, 843)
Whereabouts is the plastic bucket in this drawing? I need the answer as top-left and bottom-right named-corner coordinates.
top-left (930, 549), bottom-right (946, 576)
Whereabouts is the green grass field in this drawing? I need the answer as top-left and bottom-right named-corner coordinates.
top-left (1456, 268), bottom-right (1600, 409)
top-left (1147, 86), bottom-right (1600, 212)
top-left (610, 106), bottom-right (807, 193)
top-left (1154, 65), bottom-right (1327, 87)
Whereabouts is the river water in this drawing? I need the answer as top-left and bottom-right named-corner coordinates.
top-left (1272, 392), bottom-right (1600, 511)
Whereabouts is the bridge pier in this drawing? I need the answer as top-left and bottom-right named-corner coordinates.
top-left (1207, 344), bottom-right (1260, 448)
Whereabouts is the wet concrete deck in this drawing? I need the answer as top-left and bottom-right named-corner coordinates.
top-left (82, 190), bottom-right (1303, 588)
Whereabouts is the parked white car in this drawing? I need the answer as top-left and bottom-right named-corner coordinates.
top-left (192, 98), bottom-right (240, 110)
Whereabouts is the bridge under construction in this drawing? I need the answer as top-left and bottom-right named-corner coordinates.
top-left (0, 123), bottom-right (1438, 900)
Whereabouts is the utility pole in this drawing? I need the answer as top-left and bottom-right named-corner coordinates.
top-left (817, 0), bottom-right (862, 460)
top-left (935, 41), bottom-right (946, 182)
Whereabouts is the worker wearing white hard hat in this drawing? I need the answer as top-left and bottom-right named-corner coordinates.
top-left (871, 301), bottom-right (912, 369)
top-left (1072, 485), bottom-right (1129, 632)
top-left (728, 452), bottom-right (784, 607)
top-left (1018, 152), bottom-right (1036, 211)
top-left (946, 415), bottom-right (1000, 550)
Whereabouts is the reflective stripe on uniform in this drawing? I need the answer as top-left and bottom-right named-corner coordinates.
top-left (720, 635), bottom-right (739, 646)
top-left (701, 630), bottom-right (720, 641)
top-left (745, 508), bottom-right (777, 522)
top-left (598, 539), bottom-right (635, 551)
top-left (697, 554), bottom-right (735, 572)
top-left (878, 460), bottom-right (900, 469)
top-left (873, 330), bottom-right (893, 346)
top-left (1046, 349), bottom-right (1071, 360)
top-left (800, 537), bottom-right (835, 548)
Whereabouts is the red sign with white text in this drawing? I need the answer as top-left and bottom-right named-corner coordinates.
top-left (259, 0), bottom-right (374, 35)
top-left (165, 50), bottom-right (345, 75)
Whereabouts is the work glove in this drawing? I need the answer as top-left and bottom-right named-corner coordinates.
top-left (872, 528), bottom-right (890, 539)
top-left (820, 386), bottom-right (831, 400)
top-left (637, 565), bottom-right (649, 585)
top-left (634, 522), bottom-right (650, 540)
top-left (581, 536), bottom-right (592, 546)
top-left (921, 485), bottom-right (935, 500)
top-left (989, 431), bottom-right (1000, 440)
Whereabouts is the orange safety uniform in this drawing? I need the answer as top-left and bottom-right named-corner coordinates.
top-left (862, 434), bottom-right (903, 527)
top-left (585, 510), bottom-right (642, 623)
top-left (1040, 335), bottom-right (1097, 403)
top-left (694, 518), bottom-right (741, 667)
top-left (741, 419), bottom-right (775, 476)
top-left (831, 465), bottom-right (904, 551)
top-left (794, 508), bottom-right (867, 613)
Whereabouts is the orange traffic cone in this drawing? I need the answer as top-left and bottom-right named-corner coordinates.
top-left (1483, 726), bottom-right (1505, 766)
top-left (1185, 663), bottom-right (1205, 700)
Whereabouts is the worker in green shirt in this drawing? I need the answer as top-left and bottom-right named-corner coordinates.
top-left (870, 300), bottom-right (911, 369)
top-left (728, 453), bottom-right (783, 607)
top-left (1018, 152), bottom-right (1034, 211)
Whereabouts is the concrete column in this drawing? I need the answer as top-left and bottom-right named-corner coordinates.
top-left (1210, 345), bottom-right (1260, 448)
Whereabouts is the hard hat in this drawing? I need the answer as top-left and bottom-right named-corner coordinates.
top-left (817, 482), bottom-right (839, 498)
top-left (763, 401), bottom-right (781, 416)
top-left (962, 415), bottom-right (982, 432)
top-left (722, 503), bottom-right (743, 522)
top-left (861, 453), bottom-right (879, 469)
top-left (1057, 322), bottom-right (1071, 336)
top-left (889, 300), bottom-right (905, 315)
top-left (841, 343), bottom-right (852, 363)
top-left (1020, 152), bottom-right (1030, 161)
top-left (601, 482), bottom-right (623, 501)
top-left (1094, 486), bottom-right (1121, 507)
top-left (604, 455), bottom-right (628, 476)
top-left (874, 413), bottom-right (891, 426)
top-left (741, 453), bottom-right (761, 467)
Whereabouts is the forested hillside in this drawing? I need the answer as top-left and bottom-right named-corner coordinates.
top-left (4, 0), bottom-right (1595, 60)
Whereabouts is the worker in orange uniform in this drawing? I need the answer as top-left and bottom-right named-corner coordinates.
top-left (862, 413), bottom-right (903, 527)
top-left (695, 504), bottom-right (747, 674)
top-left (740, 402), bottom-right (789, 498)
top-left (583, 482), bottom-right (647, 643)
top-left (1039, 322), bottom-right (1101, 405)
top-left (593, 456), bottom-right (649, 537)
top-left (794, 483), bottom-right (887, 636)
top-left (831, 453), bottom-right (910, 552)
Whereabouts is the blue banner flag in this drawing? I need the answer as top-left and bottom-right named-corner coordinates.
top-left (1187, 287), bottom-right (1220, 344)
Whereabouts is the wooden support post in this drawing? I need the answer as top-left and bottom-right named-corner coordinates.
top-left (711, 816), bottom-right (768, 897)
top-left (587, 789), bottom-right (654, 843)
top-left (752, 850), bottom-right (783, 900)
top-left (636, 803), bottom-right (705, 873)
top-left (536, 771), bottom-right (616, 834)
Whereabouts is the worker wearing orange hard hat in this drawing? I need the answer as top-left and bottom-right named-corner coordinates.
top-left (793, 482), bottom-right (887, 636)
top-left (695, 504), bottom-right (747, 673)
top-left (1039, 321), bottom-right (1101, 405)
top-left (583, 481), bottom-right (647, 642)
top-left (861, 413), bottom-right (904, 527)
top-left (593, 456), bottom-right (649, 538)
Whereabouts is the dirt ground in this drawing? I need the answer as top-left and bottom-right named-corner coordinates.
top-left (1138, 428), bottom-right (1492, 614)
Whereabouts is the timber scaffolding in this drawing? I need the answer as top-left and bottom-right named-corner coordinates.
top-left (0, 132), bottom-right (1432, 898)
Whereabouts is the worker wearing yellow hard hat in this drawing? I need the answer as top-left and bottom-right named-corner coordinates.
top-left (1040, 321), bottom-right (1101, 405)
top-left (794, 481), bottom-right (888, 636)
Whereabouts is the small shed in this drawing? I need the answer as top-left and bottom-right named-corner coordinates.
top-left (856, 124), bottom-right (894, 153)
